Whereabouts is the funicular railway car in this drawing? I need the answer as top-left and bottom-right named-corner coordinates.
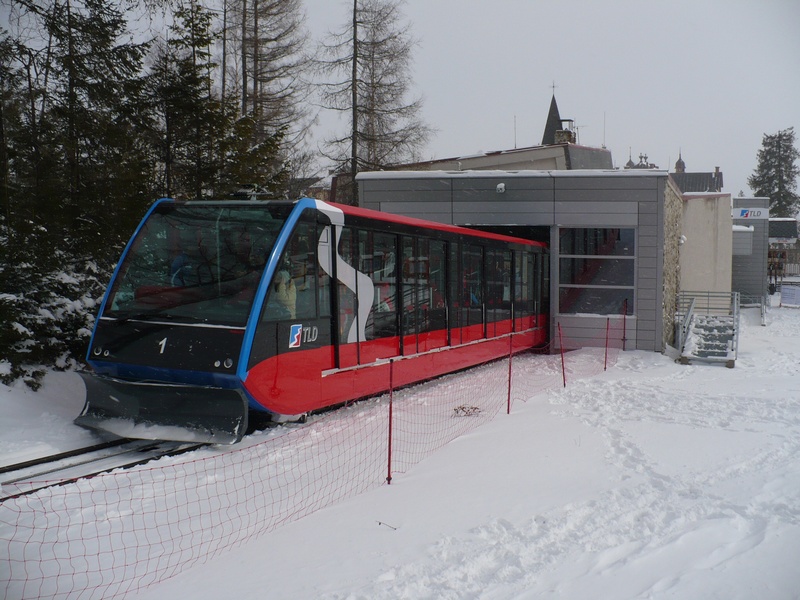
top-left (78, 198), bottom-right (549, 444)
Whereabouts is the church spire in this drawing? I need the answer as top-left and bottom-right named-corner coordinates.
top-left (674, 151), bottom-right (686, 173)
top-left (541, 94), bottom-right (562, 146)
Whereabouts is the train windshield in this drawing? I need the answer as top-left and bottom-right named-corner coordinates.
top-left (103, 202), bottom-right (295, 327)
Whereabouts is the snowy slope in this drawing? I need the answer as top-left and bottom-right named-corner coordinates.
top-left (2, 303), bottom-right (800, 599)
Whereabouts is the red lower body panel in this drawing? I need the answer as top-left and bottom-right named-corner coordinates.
top-left (244, 319), bottom-right (547, 416)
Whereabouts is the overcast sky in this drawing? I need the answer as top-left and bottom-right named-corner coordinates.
top-left (303, 0), bottom-right (800, 197)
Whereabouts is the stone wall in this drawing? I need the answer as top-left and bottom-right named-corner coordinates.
top-left (661, 179), bottom-right (683, 348)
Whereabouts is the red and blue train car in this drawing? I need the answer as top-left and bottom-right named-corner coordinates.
top-left (78, 198), bottom-right (549, 443)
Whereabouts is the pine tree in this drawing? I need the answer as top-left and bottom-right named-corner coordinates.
top-left (150, 0), bottom-right (230, 199)
top-left (5, 0), bottom-right (151, 253)
top-left (315, 0), bottom-right (433, 204)
top-left (221, 0), bottom-right (311, 196)
top-left (1, 0), bottom-right (148, 385)
top-left (748, 127), bottom-right (800, 218)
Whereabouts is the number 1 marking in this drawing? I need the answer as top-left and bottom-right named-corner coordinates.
top-left (158, 337), bottom-right (167, 354)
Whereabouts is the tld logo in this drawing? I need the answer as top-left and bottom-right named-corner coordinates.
top-left (733, 208), bottom-right (767, 219)
top-left (288, 324), bottom-right (319, 348)
top-left (289, 324), bottom-right (303, 348)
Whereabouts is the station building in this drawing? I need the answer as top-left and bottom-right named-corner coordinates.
top-left (357, 169), bottom-right (683, 353)
top-left (340, 97), bottom-right (769, 355)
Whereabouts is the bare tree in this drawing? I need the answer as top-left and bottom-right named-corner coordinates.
top-left (225, 0), bottom-right (312, 157)
top-left (315, 0), bottom-right (433, 204)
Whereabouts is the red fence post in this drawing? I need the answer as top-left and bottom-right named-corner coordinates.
top-left (507, 332), bottom-right (513, 414)
top-left (558, 322), bottom-right (567, 388)
top-left (386, 359), bottom-right (394, 485)
top-left (622, 299), bottom-right (628, 351)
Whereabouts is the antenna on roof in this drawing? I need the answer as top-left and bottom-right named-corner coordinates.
top-left (514, 115), bottom-right (517, 149)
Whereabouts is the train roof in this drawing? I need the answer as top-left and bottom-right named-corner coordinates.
top-left (160, 197), bottom-right (547, 249)
top-left (324, 200), bottom-right (546, 248)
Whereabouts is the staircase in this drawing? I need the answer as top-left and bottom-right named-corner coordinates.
top-left (675, 292), bottom-right (740, 368)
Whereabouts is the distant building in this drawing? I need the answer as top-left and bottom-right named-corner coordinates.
top-left (670, 153), bottom-right (724, 193)
top-left (769, 218), bottom-right (798, 245)
top-left (389, 95), bottom-right (611, 173)
top-left (624, 152), bottom-right (659, 170)
top-left (307, 95), bottom-right (612, 204)
top-left (768, 218), bottom-right (800, 278)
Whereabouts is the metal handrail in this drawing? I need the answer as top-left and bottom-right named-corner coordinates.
top-left (676, 291), bottom-right (741, 361)
top-left (732, 291), bottom-right (740, 359)
top-left (675, 296), bottom-right (696, 351)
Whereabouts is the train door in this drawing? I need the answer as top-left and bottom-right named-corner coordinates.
top-left (486, 248), bottom-right (513, 337)
top-left (247, 215), bottom-right (334, 406)
top-left (513, 249), bottom-right (534, 332)
top-left (460, 244), bottom-right (485, 343)
top-left (448, 242), bottom-right (461, 345)
top-left (400, 236), bottom-right (420, 355)
top-left (359, 230), bottom-right (400, 362)
top-left (418, 239), bottom-right (448, 352)
top-left (336, 226), bottom-right (360, 368)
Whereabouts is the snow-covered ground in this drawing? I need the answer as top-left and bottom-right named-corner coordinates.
top-left (3, 301), bottom-right (800, 599)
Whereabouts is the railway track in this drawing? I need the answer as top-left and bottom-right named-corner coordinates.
top-left (0, 438), bottom-right (207, 502)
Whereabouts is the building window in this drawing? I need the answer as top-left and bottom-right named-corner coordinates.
top-left (558, 228), bottom-right (634, 315)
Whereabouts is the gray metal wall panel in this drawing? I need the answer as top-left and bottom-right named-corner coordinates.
top-left (638, 256), bottom-right (658, 270)
top-left (638, 227), bottom-right (658, 238)
top-left (732, 230), bottom-right (753, 255)
top-left (378, 200), bottom-right (451, 214)
top-left (637, 298), bottom-right (657, 312)
top-left (554, 175), bottom-right (660, 191)
top-left (554, 200), bottom-right (638, 226)
top-left (555, 190), bottom-right (649, 205)
top-left (554, 316), bottom-right (636, 348)
top-left (731, 198), bottom-right (769, 298)
top-left (366, 190), bottom-right (450, 204)
top-left (554, 201), bottom-right (639, 213)
top-left (639, 202), bottom-right (658, 214)
top-left (638, 287), bottom-right (657, 300)
top-left (452, 177), bottom-right (554, 193)
top-left (636, 245), bottom-right (658, 260)
top-left (555, 211), bottom-right (638, 227)
top-left (639, 212), bottom-right (659, 227)
top-left (456, 210), bottom-right (553, 226)
top-left (638, 271), bottom-right (657, 285)
top-left (361, 178), bottom-right (453, 192)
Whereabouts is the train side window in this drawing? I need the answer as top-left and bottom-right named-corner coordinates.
top-left (361, 230), bottom-right (398, 340)
top-left (514, 250), bottom-right (532, 320)
top-left (448, 242), bottom-right (461, 340)
top-left (485, 249), bottom-right (499, 322)
top-left (289, 221), bottom-right (318, 320)
top-left (486, 248), bottom-right (510, 325)
top-left (264, 218), bottom-right (320, 322)
top-left (401, 236), bottom-right (418, 337)
top-left (461, 244), bottom-right (484, 332)
top-left (316, 225), bottom-right (332, 319)
top-left (337, 227), bottom-right (358, 340)
top-left (427, 240), bottom-right (447, 332)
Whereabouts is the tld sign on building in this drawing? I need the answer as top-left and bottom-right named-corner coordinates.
top-left (732, 208), bottom-right (769, 219)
